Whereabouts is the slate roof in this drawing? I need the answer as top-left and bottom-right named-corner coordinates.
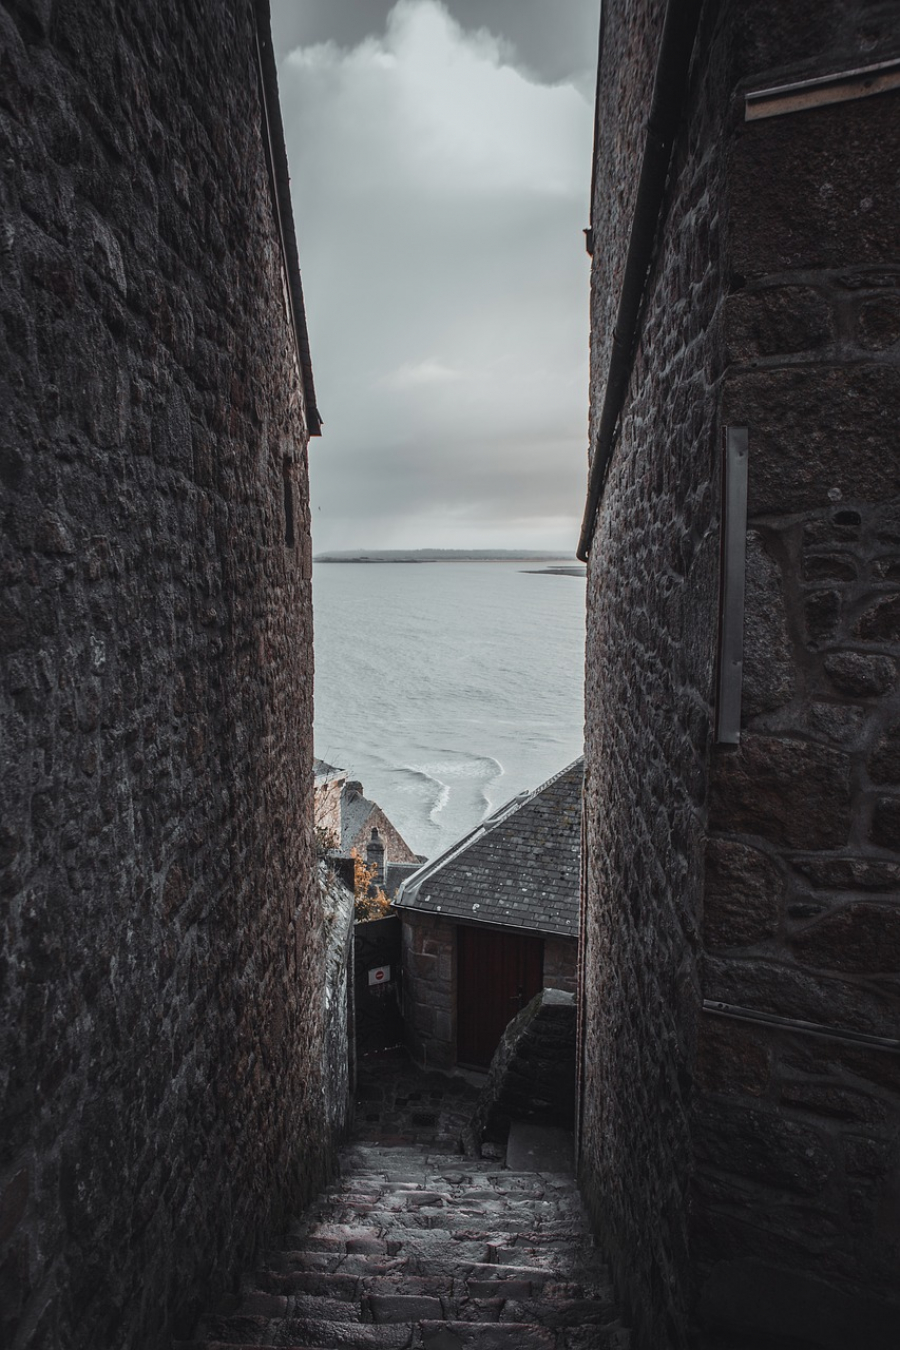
top-left (340, 787), bottom-right (375, 854)
top-left (384, 861), bottom-right (423, 899)
top-left (339, 784), bottom-right (420, 865)
top-left (393, 759), bottom-right (583, 938)
top-left (314, 758), bottom-right (345, 782)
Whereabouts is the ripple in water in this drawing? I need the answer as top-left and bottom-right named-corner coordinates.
top-left (313, 560), bottom-right (585, 859)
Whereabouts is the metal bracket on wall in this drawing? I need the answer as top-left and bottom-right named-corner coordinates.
top-left (715, 427), bottom-right (748, 745)
top-left (703, 999), bottom-right (900, 1054)
top-left (745, 56), bottom-right (900, 122)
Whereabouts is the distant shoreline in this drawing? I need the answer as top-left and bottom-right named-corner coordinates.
top-left (314, 549), bottom-right (577, 564)
top-left (521, 566), bottom-right (587, 577)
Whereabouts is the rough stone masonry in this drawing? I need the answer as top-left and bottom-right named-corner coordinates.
top-left (0, 3), bottom-right (330, 1348)
top-left (580, 1), bottom-right (900, 1347)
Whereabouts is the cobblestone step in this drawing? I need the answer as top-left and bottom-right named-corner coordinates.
top-left (181, 1140), bottom-right (630, 1350)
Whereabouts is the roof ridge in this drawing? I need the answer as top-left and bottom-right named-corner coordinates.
top-left (392, 756), bottom-right (583, 913)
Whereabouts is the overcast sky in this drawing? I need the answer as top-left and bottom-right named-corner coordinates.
top-left (272, 0), bottom-right (600, 552)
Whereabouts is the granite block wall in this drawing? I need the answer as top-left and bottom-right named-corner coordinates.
top-left (581, 1), bottom-right (900, 1347)
top-left (465, 989), bottom-right (577, 1155)
top-left (314, 771), bottom-right (346, 848)
top-left (320, 865), bottom-right (355, 1145)
top-left (543, 935), bottom-right (577, 996)
top-left (694, 16), bottom-right (900, 1341)
top-left (401, 912), bottom-right (457, 1070)
top-left (0, 3), bottom-right (327, 1348)
top-left (580, 2), bottom-right (727, 1343)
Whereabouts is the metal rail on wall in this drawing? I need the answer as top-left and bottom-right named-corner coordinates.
top-left (715, 427), bottom-right (749, 745)
top-left (703, 999), bottom-right (900, 1054)
top-left (745, 55), bottom-right (900, 121)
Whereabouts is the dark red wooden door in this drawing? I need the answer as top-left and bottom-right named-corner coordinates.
top-left (456, 926), bottom-right (543, 1068)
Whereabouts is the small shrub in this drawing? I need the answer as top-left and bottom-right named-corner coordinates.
top-left (350, 848), bottom-right (392, 922)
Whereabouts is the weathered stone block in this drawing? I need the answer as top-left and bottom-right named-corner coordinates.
top-left (742, 533), bottom-right (795, 717)
top-left (870, 797), bottom-right (900, 850)
top-left (730, 94), bottom-right (900, 274)
top-left (703, 837), bottom-right (781, 948)
top-left (803, 553), bottom-right (858, 583)
top-left (726, 366), bottom-right (900, 515)
top-left (779, 1081), bottom-right (889, 1127)
top-left (856, 297), bottom-right (900, 352)
top-left (803, 589), bottom-right (842, 647)
top-left (791, 901), bottom-right (900, 975)
top-left (725, 285), bottom-right (832, 360)
top-left (789, 855), bottom-right (900, 891)
top-left (855, 594), bottom-right (900, 644)
top-left (694, 1020), bottom-right (769, 1097)
top-left (823, 651), bottom-right (897, 698)
top-left (710, 736), bottom-right (851, 849)
top-left (693, 1099), bottom-right (834, 1195)
top-left (704, 954), bottom-right (900, 1038)
top-left (869, 720), bottom-right (900, 785)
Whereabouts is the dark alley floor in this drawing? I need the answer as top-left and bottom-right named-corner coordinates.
top-left (352, 1047), bottom-right (489, 1153)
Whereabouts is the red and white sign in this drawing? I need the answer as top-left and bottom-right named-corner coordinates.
top-left (368, 965), bottom-right (390, 986)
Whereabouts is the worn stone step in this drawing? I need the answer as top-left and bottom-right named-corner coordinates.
top-left (259, 1255), bottom-right (589, 1298)
top-left (278, 1234), bottom-right (402, 1257)
top-left (196, 1316), bottom-right (412, 1346)
top-left (193, 1323), bottom-right (558, 1350)
top-left (357, 1211), bottom-right (589, 1236)
top-left (249, 1270), bottom-right (456, 1300)
top-left (186, 1136), bottom-right (629, 1350)
top-left (418, 1322), bottom-right (555, 1350)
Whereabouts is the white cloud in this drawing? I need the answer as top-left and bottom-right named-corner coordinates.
top-left (278, 0), bottom-right (593, 552)
top-left (379, 358), bottom-right (463, 390)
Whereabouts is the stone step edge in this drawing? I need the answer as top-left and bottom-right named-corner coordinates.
top-left (249, 1262), bottom-right (588, 1289)
top-left (232, 1287), bottom-right (618, 1316)
top-left (178, 1320), bottom-right (561, 1348)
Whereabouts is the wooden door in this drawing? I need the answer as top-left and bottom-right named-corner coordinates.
top-left (456, 926), bottom-right (543, 1068)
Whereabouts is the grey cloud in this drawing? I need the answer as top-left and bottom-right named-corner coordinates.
top-left (274, 0), bottom-right (595, 551)
top-left (272, 0), bottom-right (601, 89)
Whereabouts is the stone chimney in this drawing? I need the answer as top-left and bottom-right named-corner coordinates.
top-left (366, 827), bottom-right (385, 891)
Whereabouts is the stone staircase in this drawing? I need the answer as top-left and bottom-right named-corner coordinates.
top-left (177, 1140), bottom-right (630, 1350)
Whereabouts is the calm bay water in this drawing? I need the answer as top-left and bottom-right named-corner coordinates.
top-left (313, 560), bottom-right (586, 859)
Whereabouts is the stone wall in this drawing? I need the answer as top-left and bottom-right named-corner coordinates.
top-left (544, 935), bottom-right (577, 995)
top-left (314, 771), bottom-right (346, 848)
top-left (0, 4), bottom-right (328, 1348)
top-left (695, 9), bottom-right (900, 1341)
top-left (464, 989), bottom-right (577, 1156)
top-left (354, 914), bottom-right (403, 1056)
top-left (401, 912), bottom-right (456, 1070)
top-left (581, 2), bottom-right (900, 1348)
top-left (321, 865), bottom-right (355, 1144)
top-left (580, 0), bottom-right (728, 1342)
top-left (402, 915), bottom-right (577, 1069)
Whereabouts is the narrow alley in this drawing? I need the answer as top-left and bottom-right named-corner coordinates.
top-left (176, 1052), bottom-right (631, 1350)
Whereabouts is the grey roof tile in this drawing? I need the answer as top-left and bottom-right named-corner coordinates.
top-left (393, 759), bottom-right (583, 937)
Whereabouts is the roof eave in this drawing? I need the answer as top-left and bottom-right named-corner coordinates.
top-left (253, 0), bottom-right (322, 436)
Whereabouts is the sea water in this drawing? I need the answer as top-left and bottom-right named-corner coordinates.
top-left (313, 560), bottom-right (585, 860)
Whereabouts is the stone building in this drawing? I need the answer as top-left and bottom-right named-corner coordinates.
top-left (314, 759), bottom-right (422, 895)
top-left (394, 760), bottom-right (582, 1070)
top-left (339, 777), bottom-right (421, 868)
top-left (0, 3), bottom-right (334, 1349)
top-left (313, 758), bottom-right (346, 845)
top-left (579, 3), bottom-right (900, 1348)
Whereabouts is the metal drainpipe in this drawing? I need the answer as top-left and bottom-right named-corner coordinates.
top-left (576, 0), bottom-right (706, 562)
